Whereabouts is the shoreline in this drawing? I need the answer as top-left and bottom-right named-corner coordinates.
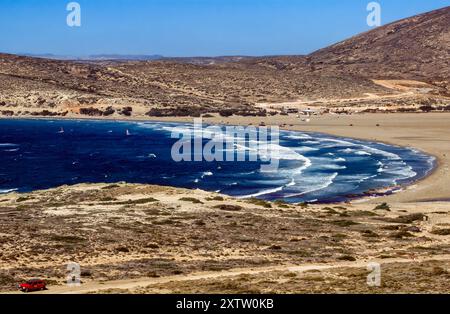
top-left (1, 112), bottom-right (449, 204)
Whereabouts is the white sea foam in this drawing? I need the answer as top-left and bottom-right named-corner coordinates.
top-left (0, 188), bottom-right (18, 194)
top-left (284, 172), bottom-right (339, 198)
top-left (321, 164), bottom-right (347, 170)
top-left (321, 137), bottom-right (400, 160)
top-left (355, 151), bottom-right (372, 156)
top-left (339, 174), bottom-right (378, 183)
top-left (302, 140), bottom-right (321, 145)
top-left (201, 171), bottom-right (213, 178)
top-left (239, 185), bottom-right (284, 198)
top-left (294, 146), bottom-right (319, 153)
top-left (285, 133), bottom-right (312, 140)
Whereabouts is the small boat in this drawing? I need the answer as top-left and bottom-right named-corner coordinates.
top-left (58, 127), bottom-right (65, 134)
top-left (126, 129), bottom-right (131, 136)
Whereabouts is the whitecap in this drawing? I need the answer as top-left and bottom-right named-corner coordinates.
top-left (355, 151), bottom-right (372, 156)
top-left (239, 185), bottom-right (284, 199)
top-left (0, 188), bottom-right (18, 194)
top-left (285, 133), bottom-right (312, 140)
top-left (340, 148), bottom-right (354, 154)
top-left (284, 172), bottom-right (339, 198)
top-left (294, 146), bottom-right (319, 153)
top-left (320, 164), bottom-right (347, 170)
top-left (201, 171), bottom-right (213, 178)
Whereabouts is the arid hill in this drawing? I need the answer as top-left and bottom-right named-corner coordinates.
top-left (0, 6), bottom-right (448, 118)
top-left (308, 6), bottom-right (450, 94)
top-left (0, 52), bottom-right (388, 117)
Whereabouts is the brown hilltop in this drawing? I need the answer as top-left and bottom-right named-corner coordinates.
top-left (308, 6), bottom-right (450, 93)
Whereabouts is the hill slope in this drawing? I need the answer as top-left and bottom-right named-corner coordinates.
top-left (308, 6), bottom-right (450, 92)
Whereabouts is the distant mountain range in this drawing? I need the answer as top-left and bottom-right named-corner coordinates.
top-left (20, 53), bottom-right (164, 61)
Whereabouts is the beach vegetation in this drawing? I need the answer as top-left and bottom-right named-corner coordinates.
top-left (331, 233), bottom-right (348, 241)
top-left (16, 196), bottom-right (32, 203)
top-left (351, 210), bottom-right (378, 217)
top-left (115, 197), bottom-right (159, 205)
top-left (246, 198), bottom-right (272, 208)
top-left (115, 246), bottom-right (130, 253)
top-left (374, 203), bottom-right (391, 211)
top-left (274, 200), bottom-right (290, 208)
top-left (360, 230), bottom-right (379, 238)
top-left (330, 220), bottom-right (360, 227)
top-left (322, 207), bottom-right (339, 214)
top-left (389, 231), bottom-right (415, 239)
top-left (381, 213), bottom-right (425, 224)
top-left (179, 197), bottom-right (203, 204)
top-left (337, 255), bottom-right (356, 261)
top-left (205, 196), bottom-right (224, 201)
top-left (214, 204), bottom-right (243, 211)
top-left (49, 234), bottom-right (86, 243)
top-left (101, 196), bottom-right (117, 202)
top-left (102, 184), bottom-right (120, 190)
top-left (430, 228), bottom-right (450, 236)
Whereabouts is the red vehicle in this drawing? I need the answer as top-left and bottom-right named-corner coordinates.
top-left (18, 279), bottom-right (47, 293)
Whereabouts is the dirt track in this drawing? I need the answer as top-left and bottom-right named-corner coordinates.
top-left (10, 255), bottom-right (449, 294)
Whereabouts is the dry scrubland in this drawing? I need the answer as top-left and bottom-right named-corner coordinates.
top-left (0, 183), bottom-right (449, 293)
top-left (124, 260), bottom-right (450, 294)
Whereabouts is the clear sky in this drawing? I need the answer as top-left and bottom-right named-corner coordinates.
top-left (0, 0), bottom-right (448, 57)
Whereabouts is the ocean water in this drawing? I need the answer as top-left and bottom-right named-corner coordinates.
top-left (0, 119), bottom-right (435, 203)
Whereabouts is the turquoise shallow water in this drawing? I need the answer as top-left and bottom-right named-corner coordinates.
top-left (0, 119), bottom-right (435, 203)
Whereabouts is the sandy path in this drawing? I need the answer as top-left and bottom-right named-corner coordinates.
top-left (255, 79), bottom-right (433, 110)
top-left (8, 254), bottom-right (446, 294)
top-left (256, 91), bottom-right (415, 109)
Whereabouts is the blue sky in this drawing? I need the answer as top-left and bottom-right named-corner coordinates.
top-left (0, 0), bottom-right (448, 57)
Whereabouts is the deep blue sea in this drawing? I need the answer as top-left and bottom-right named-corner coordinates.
top-left (0, 119), bottom-right (435, 203)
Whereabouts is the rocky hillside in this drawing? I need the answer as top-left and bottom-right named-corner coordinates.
top-left (0, 52), bottom-right (385, 118)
